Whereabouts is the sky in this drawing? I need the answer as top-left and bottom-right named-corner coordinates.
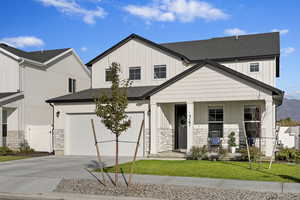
top-left (0, 0), bottom-right (299, 99)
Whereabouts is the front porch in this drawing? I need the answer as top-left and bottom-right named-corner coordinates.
top-left (150, 100), bottom-right (275, 157)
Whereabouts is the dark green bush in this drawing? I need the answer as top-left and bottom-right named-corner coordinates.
top-left (0, 146), bottom-right (13, 155)
top-left (239, 147), bottom-right (262, 162)
top-left (18, 141), bottom-right (35, 154)
top-left (189, 145), bottom-right (208, 160)
top-left (276, 147), bottom-right (300, 162)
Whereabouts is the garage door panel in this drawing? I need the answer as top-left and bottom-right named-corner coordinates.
top-left (66, 113), bottom-right (144, 156)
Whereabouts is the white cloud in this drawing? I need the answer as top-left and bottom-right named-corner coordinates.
top-left (0, 36), bottom-right (44, 48)
top-left (281, 47), bottom-right (295, 56)
top-left (37, 0), bottom-right (106, 24)
top-left (224, 28), bottom-right (247, 36)
top-left (124, 0), bottom-right (228, 23)
top-left (80, 46), bottom-right (88, 52)
top-left (271, 29), bottom-right (289, 35)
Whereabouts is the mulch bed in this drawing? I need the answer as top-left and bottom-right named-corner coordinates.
top-left (55, 178), bottom-right (300, 200)
top-left (4, 152), bottom-right (53, 157)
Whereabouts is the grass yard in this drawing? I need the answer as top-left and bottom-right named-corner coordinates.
top-left (102, 160), bottom-right (300, 183)
top-left (0, 156), bottom-right (29, 162)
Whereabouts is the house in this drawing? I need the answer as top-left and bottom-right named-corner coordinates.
top-left (0, 43), bottom-right (91, 151)
top-left (278, 126), bottom-right (300, 150)
top-left (47, 32), bottom-right (284, 157)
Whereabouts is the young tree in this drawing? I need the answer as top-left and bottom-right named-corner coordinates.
top-left (95, 62), bottom-right (131, 185)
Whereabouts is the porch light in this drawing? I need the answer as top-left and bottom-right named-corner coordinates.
top-left (56, 111), bottom-right (60, 118)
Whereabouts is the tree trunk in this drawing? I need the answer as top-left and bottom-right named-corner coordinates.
top-left (115, 134), bottom-right (119, 185)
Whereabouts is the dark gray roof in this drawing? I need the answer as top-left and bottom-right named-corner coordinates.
top-left (0, 92), bottom-right (19, 99)
top-left (0, 43), bottom-right (70, 63)
top-left (86, 32), bottom-right (280, 77)
top-left (161, 32), bottom-right (280, 61)
top-left (46, 86), bottom-right (157, 103)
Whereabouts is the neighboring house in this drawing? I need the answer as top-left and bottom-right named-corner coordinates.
top-left (278, 126), bottom-right (300, 150)
top-left (47, 32), bottom-right (284, 157)
top-left (0, 43), bottom-right (91, 151)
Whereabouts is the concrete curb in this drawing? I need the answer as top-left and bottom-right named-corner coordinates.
top-left (0, 192), bottom-right (159, 200)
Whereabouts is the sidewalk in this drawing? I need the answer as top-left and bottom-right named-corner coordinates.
top-left (94, 172), bottom-right (300, 193)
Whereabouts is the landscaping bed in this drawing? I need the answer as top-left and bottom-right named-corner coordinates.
top-left (55, 178), bottom-right (300, 200)
top-left (0, 156), bottom-right (29, 162)
top-left (100, 160), bottom-right (300, 183)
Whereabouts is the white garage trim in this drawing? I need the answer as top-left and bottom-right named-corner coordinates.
top-left (65, 112), bottom-right (145, 156)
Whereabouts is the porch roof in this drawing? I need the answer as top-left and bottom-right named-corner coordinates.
top-left (143, 60), bottom-right (284, 104)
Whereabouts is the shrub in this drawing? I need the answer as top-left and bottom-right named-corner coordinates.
top-left (239, 146), bottom-right (262, 162)
top-left (18, 141), bottom-right (35, 154)
top-left (189, 145), bottom-right (208, 160)
top-left (219, 147), bottom-right (228, 159)
top-left (0, 146), bottom-right (13, 155)
top-left (228, 132), bottom-right (237, 147)
top-left (276, 147), bottom-right (300, 162)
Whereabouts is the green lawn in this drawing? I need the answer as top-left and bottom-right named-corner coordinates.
top-left (0, 156), bottom-right (29, 162)
top-left (102, 160), bottom-right (300, 183)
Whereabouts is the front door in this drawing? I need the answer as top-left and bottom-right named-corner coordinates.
top-left (175, 105), bottom-right (187, 150)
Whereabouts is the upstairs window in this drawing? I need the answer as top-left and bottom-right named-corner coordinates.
top-left (105, 68), bottom-right (112, 82)
top-left (68, 78), bottom-right (76, 93)
top-left (129, 67), bottom-right (141, 80)
top-left (208, 106), bottom-right (224, 138)
top-left (154, 65), bottom-right (166, 79)
top-left (250, 63), bottom-right (259, 72)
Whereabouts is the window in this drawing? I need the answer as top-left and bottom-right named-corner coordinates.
top-left (129, 67), bottom-right (141, 80)
top-left (2, 110), bottom-right (7, 138)
top-left (105, 68), bottom-right (112, 82)
top-left (208, 107), bottom-right (224, 138)
top-left (244, 106), bottom-right (261, 144)
top-left (68, 78), bottom-right (76, 93)
top-left (154, 65), bottom-right (166, 79)
top-left (250, 63), bottom-right (259, 72)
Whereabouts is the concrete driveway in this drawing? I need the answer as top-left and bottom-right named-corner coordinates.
top-left (0, 156), bottom-right (132, 194)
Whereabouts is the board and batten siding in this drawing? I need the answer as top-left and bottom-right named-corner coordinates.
top-left (0, 52), bottom-right (19, 92)
top-left (151, 64), bottom-right (273, 103)
top-left (23, 53), bottom-right (91, 126)
top-left (221, 58), bottom-right (276, 87)
top-left (92, 39), bottom-right (187, 88)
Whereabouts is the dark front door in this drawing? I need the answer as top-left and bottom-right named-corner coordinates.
top-left (175, 105), bottom-right (187, 149)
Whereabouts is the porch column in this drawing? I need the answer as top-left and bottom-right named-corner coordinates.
top-left (0, 107), bottom-right (2, 147)
top-left (263, 100), bottom-right (275, 157)
top-left (187, 101), bottom-right (194, 152)
top-left (150, 103), bottom-right (158, 155)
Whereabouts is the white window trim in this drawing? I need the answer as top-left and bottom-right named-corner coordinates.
top-left (249, 63), bottom-right (260, 73)
top-left (153, 64), bottom-right (167, 80)
top-left (129, 66), bottom-right (142, 81)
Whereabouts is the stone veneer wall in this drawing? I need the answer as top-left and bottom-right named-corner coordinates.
top-left (159, 128), bottom-right (174, 152)
top-left (6, 131), bottom-right (25, 150)
top-left (54, 129), bottom-right (64, 155)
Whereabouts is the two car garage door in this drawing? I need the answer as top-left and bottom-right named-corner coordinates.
top-left (65, 112), bottom-right (144, 157)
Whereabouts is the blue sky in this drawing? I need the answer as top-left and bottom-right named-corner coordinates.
top-left (0, 0), bottom-right (299, 98)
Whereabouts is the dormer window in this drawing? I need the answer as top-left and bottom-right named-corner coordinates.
top-left (250, 63), bottom-right (259, 72)
top-left (154, 65), bottom-right (166, 79)
top-left (129, 67), bottom-right (141, 80)
top-left (68, 78), bottom-right (76, 93)
top-left (105, 68), bottom-right (112, 82)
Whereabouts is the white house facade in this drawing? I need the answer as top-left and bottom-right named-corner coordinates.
top-left (47, 32), bottom-right (284, 157)
top-left (0, 44), bottom-right (91, 150)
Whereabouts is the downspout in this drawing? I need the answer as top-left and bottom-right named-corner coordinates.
top-left (49, 103), bottom-right (55, 154)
